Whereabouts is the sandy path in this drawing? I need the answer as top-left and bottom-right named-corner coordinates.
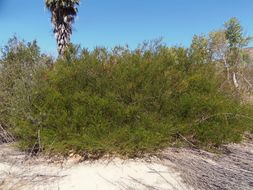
top-left (0, 144), bottom-right (190, 190)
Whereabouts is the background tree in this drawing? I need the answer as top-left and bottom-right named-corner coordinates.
top-left (224, 17), bottom-right (252, 88)
top-left (206, 18), bottom-right (252, 90)
top-left (189, 34), bottom-right (211, 64)
top-left (45, 0), bottom-right (80, 56)
top-left (209, 30), bottom-right (230, 79)
top-left (189, 18), bottom-right (252, 91)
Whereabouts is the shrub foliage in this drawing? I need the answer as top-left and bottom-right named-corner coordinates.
top-left (1, 40), bottom-right (253, 156)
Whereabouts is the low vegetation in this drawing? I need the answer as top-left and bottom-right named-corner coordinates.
top-left (0, 18), bottom-right (253, 157)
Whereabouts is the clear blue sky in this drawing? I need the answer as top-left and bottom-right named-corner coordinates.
top-left (1, 0), bottom-right (253, 56)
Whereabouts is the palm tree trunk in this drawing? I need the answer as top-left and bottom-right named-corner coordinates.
top-left (52, 9), bottom-right (72, 56)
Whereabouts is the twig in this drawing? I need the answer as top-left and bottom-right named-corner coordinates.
top-left (177, 133), bottom-right (197, 149)
top-left (38, 129), bottom-right (42, 152)
top-left (128, 176), bottom-right (160, 190)
top-left (0, 124), bottom-right (15, 144)
top-left (195, 113), bottom-right (253, 124)
top-left (98, 173), bottom-right (117, 187)
top-left (148, 167), bottom-right (182, 190)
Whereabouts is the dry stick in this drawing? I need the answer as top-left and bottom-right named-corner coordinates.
top-left (128, 176), bottom-right (160, 190)
top-left (38, 129), bottom-right (41, 152)
top-left (0, 124), bottom-right (15, 143)
top-left (28, 129), bottom-right (43, 157)
top-left (117, 181), bottom-right (135, 190)
top-left (48, 136), bottom-right (57, 151)
top-left (22, 174), bottom-right (67, 179)
top-left (242, 76), bottom-right (253, 88)
top-left (195, 113), bottom-right (253, 124)
top-left (97, 173), bottom-right (118, 187)
top-left (28, 141), bottom-right (39, 158)
top-left (177, 133), bottom-right (197, 149)
top-left (148, 166), bottom-right (183, 190)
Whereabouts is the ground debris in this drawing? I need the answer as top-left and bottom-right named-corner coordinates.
top-left (162, 141), bottom-right (253, 190)
top-left (0, 125), bottom-right (14, 144)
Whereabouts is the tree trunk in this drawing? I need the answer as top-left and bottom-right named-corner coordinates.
top-left (232, 72), bottom-right (239, 88)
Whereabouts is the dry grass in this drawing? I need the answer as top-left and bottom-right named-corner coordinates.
top-left (161, 137), bottom-right (253, 190)
top-left (0, 125), bottom-right (15, 144)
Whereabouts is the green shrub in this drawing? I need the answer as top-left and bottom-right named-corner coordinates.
top-left (2, 41), bottom-right (253, 156)
top-left (0, 37), bottom-right (51, 129)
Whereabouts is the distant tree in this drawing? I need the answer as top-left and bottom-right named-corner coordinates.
top-left (224, 18), bottom-right (251, 67)
top-left (224, 17), bottom-right (251, 50)
top-left (209, 30), bottom-right (230, 79)
top-left (224, 17), bottom-right (252, 88)
top-left (190, 34), bottom-right (211, 64)
top-left (206, 18), bottom-right (252, 89)
top-left (45, 0), bottom-right (80, 56)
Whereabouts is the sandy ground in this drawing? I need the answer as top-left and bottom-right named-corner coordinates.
top-left (1, 140), bottom-right (252, 190)
top-left (0, 144), bottom-right (190, 190)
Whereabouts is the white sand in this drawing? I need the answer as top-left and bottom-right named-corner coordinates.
top-left (57, 159), bottom-right (188, 190)
top-left (0, 144), bottom-right (191, 190)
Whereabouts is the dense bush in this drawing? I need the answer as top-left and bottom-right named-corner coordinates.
top-left (2, 42), bottom-right (252, 156)
top-left (0, 37), bottom-right (52, 129)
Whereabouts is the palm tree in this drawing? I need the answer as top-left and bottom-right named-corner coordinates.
top-left (45, 0), bottom-right (80, 56)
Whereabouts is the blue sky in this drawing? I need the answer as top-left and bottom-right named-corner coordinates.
top-left (1, 0), bottom-right (253, 56)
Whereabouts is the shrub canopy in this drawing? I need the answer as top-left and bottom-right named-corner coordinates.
top-left (1, 40), bottom-right (253, 156)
